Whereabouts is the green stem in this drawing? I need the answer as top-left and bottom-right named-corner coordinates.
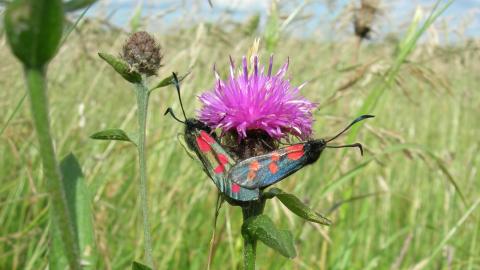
top-left (25, 68), bottom-right (81, 270)
top-left (135, 82), bottom-right (154, 268)
top-left (242, 234), bottom-right (256, 270)
top-left (241, 200), bottom-right (265, 270)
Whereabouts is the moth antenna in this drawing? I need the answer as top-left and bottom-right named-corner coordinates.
top-left (164, 107), bottom-right (185, 124)
top-left (172, 72), bottom-right (187, 121)
top-left (327, 143), bottom-right (364, 156)
top-left (326, 115), bottom-right (374, 143)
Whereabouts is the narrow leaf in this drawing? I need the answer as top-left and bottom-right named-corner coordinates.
top-left (50, 154), bottom-right (97, 269)
top-left (346, 1), bottom-right (454, 143)
top-left (132, 261), bottom-right (152, 270)
top-left (242, 214), bottom-right (296, 258)
top-left (150, 71), bottom-right (190, 91)
top-left (129, 1), bottom-right (143, 32)
top-left (4, 0), bottom-right (64, 68)
top-left (90, 129), bottom-right (137, 145)
top-left (264, 188), bottom-right (332, 225)
top-left (264, 3), bottom-right (280, 52)
top-left (320, 143), bottom-right (467, 206)
top-left (422, 198), bottom-right (480, 268)
top-left (98, 52), bottom-right (141, 84)
top-left (63, 0), bottom-right (97, 12)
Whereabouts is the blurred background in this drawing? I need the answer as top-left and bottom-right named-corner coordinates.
top-left (1, 0), bottom-right (479, 269)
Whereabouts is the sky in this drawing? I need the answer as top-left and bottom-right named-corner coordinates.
top-left (89, 0), bottom-right (480, 40)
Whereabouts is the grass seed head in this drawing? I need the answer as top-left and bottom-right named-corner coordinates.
top-left (354, 0), bottom-right (379, 40)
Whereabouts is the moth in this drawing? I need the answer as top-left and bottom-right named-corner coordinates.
top-left (165, 73), bottom-right (373, 202)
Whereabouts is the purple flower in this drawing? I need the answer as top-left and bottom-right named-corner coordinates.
top-left (198, 55), bottom-right (316, 140)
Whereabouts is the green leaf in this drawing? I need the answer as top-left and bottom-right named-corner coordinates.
top-left (422, 198), bottom-right (480, 268)
top-left (132, 261), bottom-right (152, 270)
top-left (150, 71), bottom-right (190, 92)
top-left (129, 1), bottom-right (143, 32)
top-left (50, 153), bottom-right (97, 269)
top-left (98, 52), bottom-right (142, 84)
top-left (264, 3), bottom-right (280, 52)
top-left (264, 188), bottom-right (332, 225)
top-left (4, 0), bottom-right (64, 68)
top-left (242, 214), bottom-right (296, 258)
top-left (90, 129), bottom-right (137, 145)
top-left (63, 0), bottom-right (97, 12)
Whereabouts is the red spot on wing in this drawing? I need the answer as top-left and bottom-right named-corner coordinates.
top-left (249, 160), bottom-right (260, 171)
top-left (217, 153), bottom-right (229, 165)
top-left (247, 171), bottom-right (256, 181)
top-left (196, 136), bottom-right (211, 152)
top-left (200, 130), bottom-right (215, 144)
top-left (269, 163), bottom-right (279, 174)
top-left (271, 152), bottom-right (280, 162)
top-left (247, 160), bottom-right (261, 182)
top-left (286, 144), bottom-right (304, 152)
top-left (232, 183), bottom-right (240, 193)
top-left (286, 144), bottom-right (304, 160)
top-left (214, 164), bottom-right (225, 173)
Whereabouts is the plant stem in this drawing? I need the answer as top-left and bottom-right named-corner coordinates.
top-left (242, 234), bottom-right (256, 270)
top-left (25, 68), bottom-right (81, 270)
top-left (135, 81), bottom-right (154, 268)
top-left (241, 199), bottom-right (265, 270)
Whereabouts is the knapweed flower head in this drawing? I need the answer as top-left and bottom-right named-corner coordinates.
top-left (122, 31), bottom-right (162, 76)
top-left (198, 56), bottom-right (316, 141)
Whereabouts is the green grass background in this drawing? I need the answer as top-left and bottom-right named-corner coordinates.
top-left (1, 4), bottom-right (480, 269)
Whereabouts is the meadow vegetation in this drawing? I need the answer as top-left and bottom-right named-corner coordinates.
top-left (1, 1), bottom-right (479, 269)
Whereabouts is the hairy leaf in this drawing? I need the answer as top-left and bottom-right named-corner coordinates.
top-left (150, 71), bottom-right (190, 92)
top-left (90, 129), bottom-right (137, 145)
top-left (264, 188), bottom-right (332, 225)
top-left (50, 154), bottom-right (97, 269)
top-left (132, 261), bottom-right (152, 270)
top-left (98, 52), bottom-right (142, 84)
top-left (242, 214), bottom-right (296, 258)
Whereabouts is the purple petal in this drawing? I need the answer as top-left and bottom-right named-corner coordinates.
top-left (198, 55), bottom-right (316, 140)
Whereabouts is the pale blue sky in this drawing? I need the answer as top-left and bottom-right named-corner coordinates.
top-left (89, 0), bottom-right (479, 41)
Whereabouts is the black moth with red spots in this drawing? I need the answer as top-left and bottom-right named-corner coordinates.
top-left (165, 72), bottom-right (374, 203)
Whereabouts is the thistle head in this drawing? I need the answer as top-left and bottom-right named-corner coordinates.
top-left (122, 31), bottom-right (162, 76)
top-left (198, 55), bottom-right (316, 158)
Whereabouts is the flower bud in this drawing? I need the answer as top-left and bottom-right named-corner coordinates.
top-left (122, 31), bottom-right (162, 76)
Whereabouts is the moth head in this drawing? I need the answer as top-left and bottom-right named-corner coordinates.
top-left (303, 139), bottom-right (328, 164)
top-left (185, 118), bottom-right (211, 132)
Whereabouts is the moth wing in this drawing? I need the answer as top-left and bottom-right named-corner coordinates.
top-left (189, 129), bottom-right (259, 201)
top-left (228, 144), bottom-right (308, 189)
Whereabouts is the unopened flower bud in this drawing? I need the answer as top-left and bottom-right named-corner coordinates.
top-left (122, 31), bottom-right (162, 76)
